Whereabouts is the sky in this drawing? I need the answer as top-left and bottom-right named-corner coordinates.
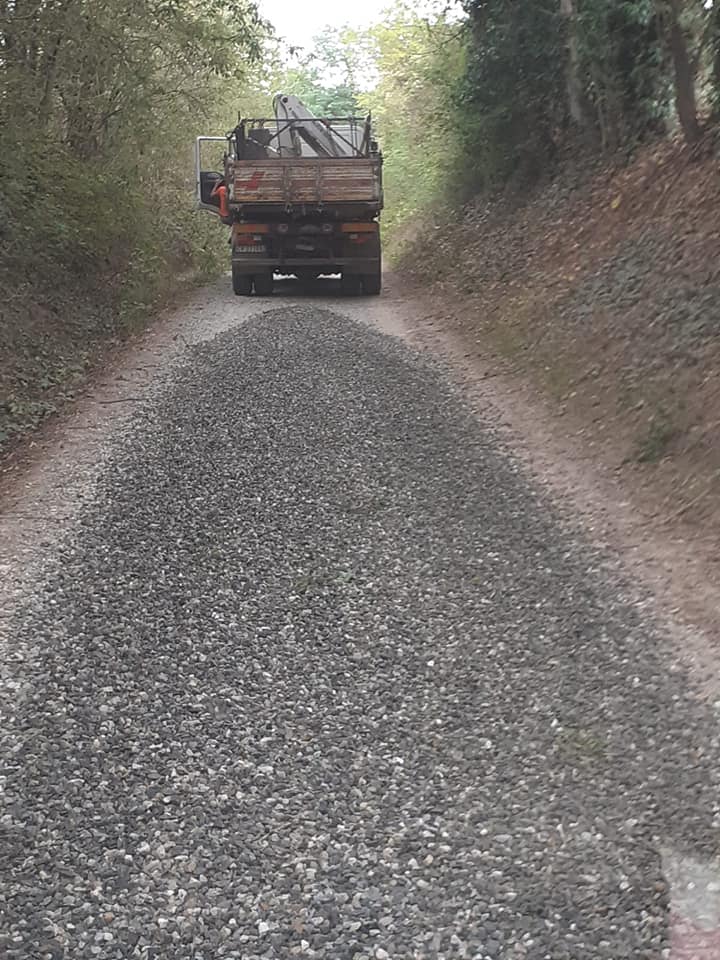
top-left (257, 0), bottom-right (391, 51)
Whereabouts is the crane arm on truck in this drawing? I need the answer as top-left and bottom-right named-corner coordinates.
top-left (272, 94), bottom-right (358, 158)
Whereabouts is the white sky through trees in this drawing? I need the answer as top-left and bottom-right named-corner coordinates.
top-left (258, 0), bottom-right (390, 50)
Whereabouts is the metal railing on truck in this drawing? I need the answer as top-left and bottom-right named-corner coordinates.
top-left (233, 115), bottom-right (376, 160)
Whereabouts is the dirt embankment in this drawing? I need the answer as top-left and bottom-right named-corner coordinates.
top-left (0, 269), bottom-right (206, 454)
top-left (399, 138), bottom-right (720, 548)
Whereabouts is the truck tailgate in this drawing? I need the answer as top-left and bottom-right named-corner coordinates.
top-left (230, 158), bottom-right (381, 205)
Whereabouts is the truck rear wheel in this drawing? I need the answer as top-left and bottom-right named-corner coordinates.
top-left (254, 272), bottom-right (274, 297)
top-left (232, 265), bottom-right (252, 296)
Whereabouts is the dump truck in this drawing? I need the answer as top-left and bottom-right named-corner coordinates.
top-left (195, 94), bottom-right (383, 297)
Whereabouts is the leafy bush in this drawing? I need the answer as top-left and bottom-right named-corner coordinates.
top-left (0, 0), bottom-right (267, 314)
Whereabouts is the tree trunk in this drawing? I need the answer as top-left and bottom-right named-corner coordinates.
top-left (712, 0), bottom-right (720, 111)
top-left (559, 0), bottom-right (588, 130)
top-left (39, 36), bottom-right (63, 126)
top-left (662, 0), bottom-right (700, 144)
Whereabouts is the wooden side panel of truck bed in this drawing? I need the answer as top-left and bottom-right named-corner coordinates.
top-left (229, 158), bottom-right (381, 205)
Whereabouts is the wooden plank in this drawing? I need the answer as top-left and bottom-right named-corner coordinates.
top-left (230, 159), bottom-right (381, 205)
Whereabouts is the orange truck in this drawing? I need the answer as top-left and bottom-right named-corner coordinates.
top-left (195, 94), bottom-right (383, 297)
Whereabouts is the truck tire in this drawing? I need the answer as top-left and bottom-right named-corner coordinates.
top-left (363, 269), bottom-right (382, 296)
top-left (254, 272), bottom-right (274, 297)
top-left (232, 265), bottom-right (252, 296)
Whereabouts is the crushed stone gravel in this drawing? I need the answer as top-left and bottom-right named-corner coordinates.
top-left (1, 305), bottom-right (719, 960)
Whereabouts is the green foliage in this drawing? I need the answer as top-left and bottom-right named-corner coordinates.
top-left (354, 0), bottom-right (720, 242)
top-left (455, 0), bottom-right (717, 169)
top-left (574, 0), bottom-right (669, 147)
top-left (360, 7), bottom-right (468, 238)
top-left (0, 0), bottom-right (270, 447)
top-left (0, 0), bottom-right (267, 311)
top-left (280, 68), bottom-right (359, 116)
top-left (269, 26), bottom-right (375, 115)
top-left (458, 0), bottom-right (565, 187)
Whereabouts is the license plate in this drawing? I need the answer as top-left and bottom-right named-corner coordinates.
top-left (234, 245), bottom-right (263, 253)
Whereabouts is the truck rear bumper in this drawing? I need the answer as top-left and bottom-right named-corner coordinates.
top-left (231, 257), bottom-right (378, 275)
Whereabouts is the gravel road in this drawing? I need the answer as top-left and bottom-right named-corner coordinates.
top-left (1, 294), bottom-right (719, 959)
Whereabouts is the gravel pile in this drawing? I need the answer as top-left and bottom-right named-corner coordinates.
top-left (1, 306), bottom-right (718, 959)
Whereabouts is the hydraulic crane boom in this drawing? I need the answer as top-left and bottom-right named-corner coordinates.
top-left (272, 93), bottom-right (360, 158)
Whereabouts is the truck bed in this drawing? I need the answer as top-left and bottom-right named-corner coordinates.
top-left (229, 157), bottom-right (382, 209)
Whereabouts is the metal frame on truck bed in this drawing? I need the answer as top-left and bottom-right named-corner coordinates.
top-left (195, 94), bottom-right (383, 297)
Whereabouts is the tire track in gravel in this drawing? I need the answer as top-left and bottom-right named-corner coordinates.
top-left (1, 303), bottom-right (719, 959)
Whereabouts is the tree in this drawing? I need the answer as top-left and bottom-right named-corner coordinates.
top-left (560, 0), bottom-right (590, 132)
top-left (279, 64), bottom-right (359, 115)
top-left (573, 1), bottom-right (666, 151)
top-left (0, 0), bottom-right (268, 300)
top-left (271, 26), bottom-right (377, 116)
top-left (712, 0), bottom-right (720, 107)
top-left (657, 0), bottom-right (701, 143)
top-left (361, 6), bottom-right (467, 226)
top-left (459, 0), bottom-right (565, 184)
